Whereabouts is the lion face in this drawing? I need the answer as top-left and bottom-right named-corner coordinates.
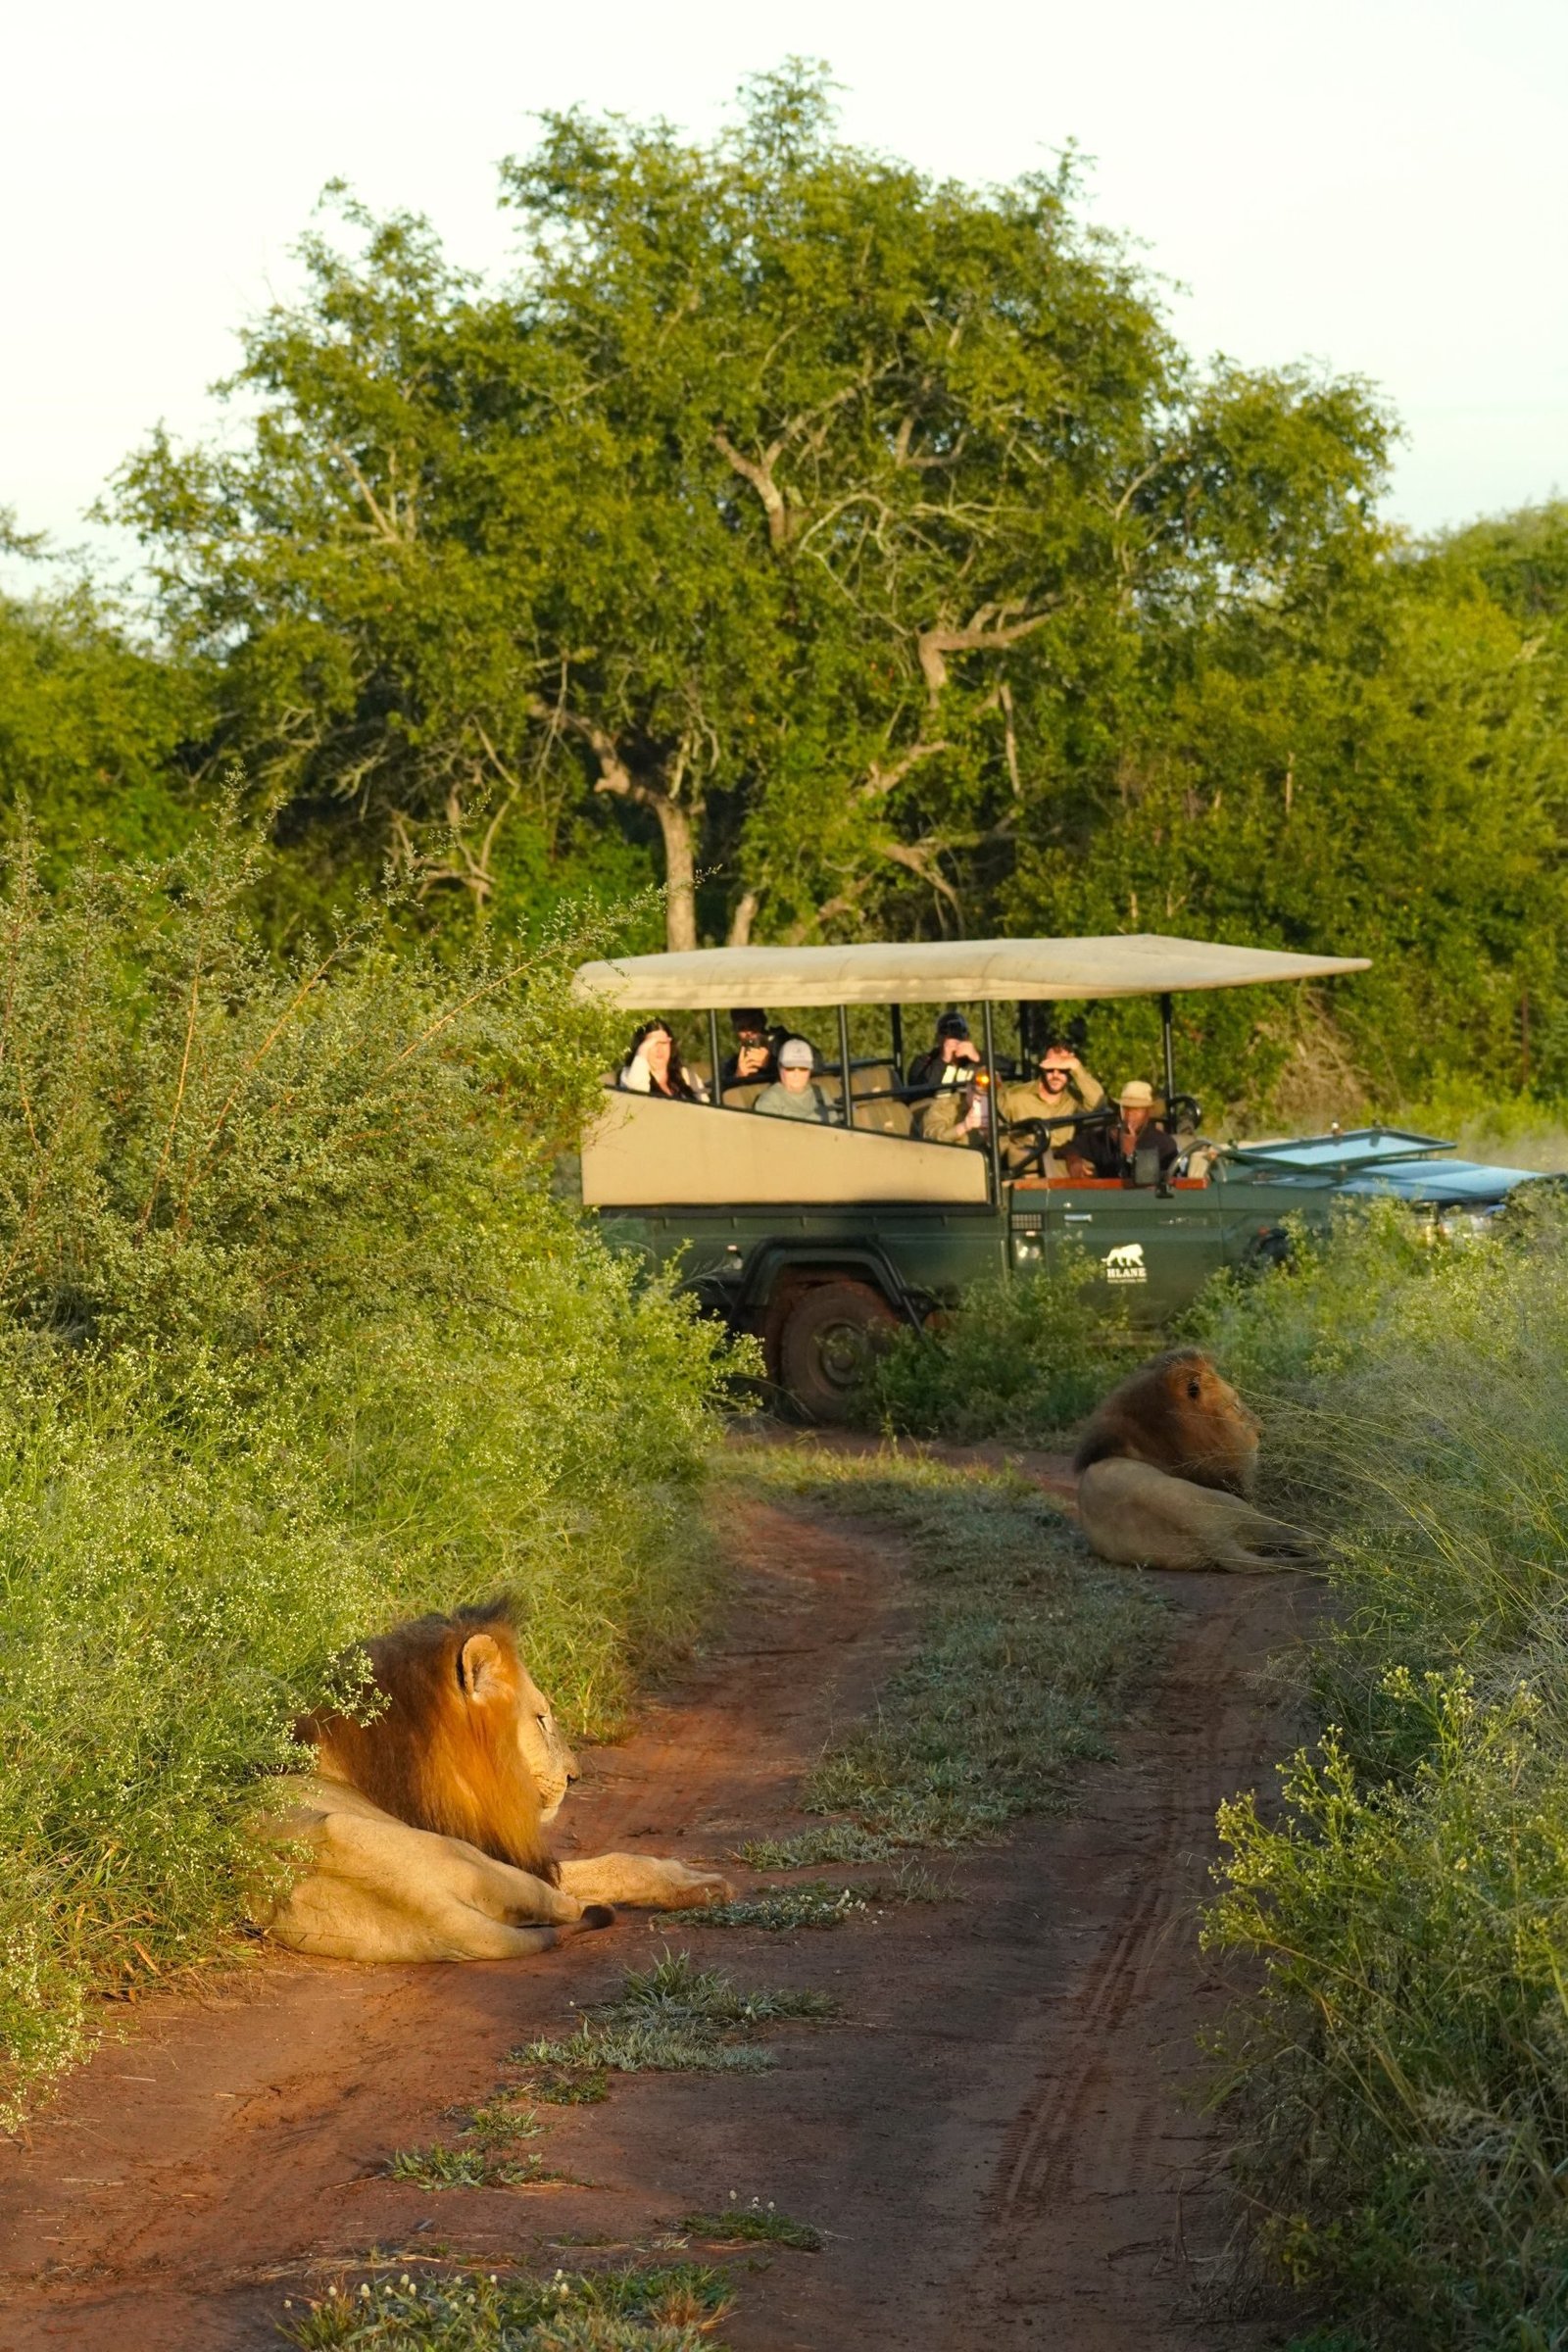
top-left (1179, 1357), bottom-right (1261, 1445)
top-left (514, 1662), bottom-right (578, 1824)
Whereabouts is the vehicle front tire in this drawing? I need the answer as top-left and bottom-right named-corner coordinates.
top-left (778, 1280), bottom-right (900, 1424)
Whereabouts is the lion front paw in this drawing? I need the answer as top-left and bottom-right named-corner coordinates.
top-left (659, 1861), bottom-right (735, 1908)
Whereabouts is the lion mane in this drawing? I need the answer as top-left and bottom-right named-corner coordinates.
top-left (296, 1600), bottom-right (560, 1883)
top-left (1072, 1348), bottom-right (1260, 1495)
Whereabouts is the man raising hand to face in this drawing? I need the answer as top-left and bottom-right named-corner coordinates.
top-left (999, 1039), bottom-right (1106, 1171)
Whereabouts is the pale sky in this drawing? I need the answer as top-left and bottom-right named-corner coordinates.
top-left (6, 0), bottom-right (1566, 587)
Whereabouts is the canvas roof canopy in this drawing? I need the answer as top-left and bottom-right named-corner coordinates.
top-left (571, 934), bottom-right (1370, 1012)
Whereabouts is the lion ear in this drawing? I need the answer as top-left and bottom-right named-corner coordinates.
top-left (458, 1633), bottom-right (515, 1707)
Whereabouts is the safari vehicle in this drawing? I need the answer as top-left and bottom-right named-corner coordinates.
top-left (572, 936), bottom-right (1548, 1420)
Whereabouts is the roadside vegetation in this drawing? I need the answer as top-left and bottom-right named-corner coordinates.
top-left (0, 810), bottom-right (736, 2124)
top-left (1190, 1200), bottom-right (1568, 2347)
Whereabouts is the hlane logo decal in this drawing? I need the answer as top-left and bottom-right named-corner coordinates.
top-left (1103, 1242), bottom-right (1148, 1284)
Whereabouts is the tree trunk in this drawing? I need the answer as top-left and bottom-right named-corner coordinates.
top-left (568, 711), bottom-right (700, 953)
top-left (652, 796), bottom-right (698, 952)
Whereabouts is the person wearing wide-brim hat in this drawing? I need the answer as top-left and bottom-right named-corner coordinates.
top-left (998, 1036), bottom-right (1107, 1172)
top-left (1084, 1077), bottom-right (1180, 1185)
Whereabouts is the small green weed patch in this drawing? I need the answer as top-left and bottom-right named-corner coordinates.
top-left (528, 2067), bottom-right (610, 2107)
top-left (675, 1861), bottom-right (951, 1930)
top-left (684, 2202), bottom-right (821, 2252)
top-left (734, 1823), bottom-right (898, 1870)
top-left (512, 1951), bottom-right (835, 2083)
top-left (669, 1883), bottom-right (868, 1932)
top-left (282, 2261), bottom-right (732, 2349)
top-left (464, 2096), bottom-right (545, 2145)
top-left (385, 2142), bottom-right (570, 2192)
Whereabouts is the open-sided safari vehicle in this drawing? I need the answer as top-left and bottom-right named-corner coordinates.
top-left (572, 936), bottom-right (1547, 1420)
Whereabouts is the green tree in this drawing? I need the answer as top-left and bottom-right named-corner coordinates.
top-left (0, 550), bottom-right (205, 874)
top-left (1006, 516), bottom-right (1568, 1104)
top-left (111, 66), bottom-right (1390, 956)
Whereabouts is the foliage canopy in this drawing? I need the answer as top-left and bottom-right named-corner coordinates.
top-left (10, 65), bottom-right (1564, 1106)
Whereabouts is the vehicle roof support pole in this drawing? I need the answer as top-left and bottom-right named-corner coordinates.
top-left (708, 1007), bottom-right (722, 1105)
top-left (890, 1003), bottom-right (905, 1078)
top-left (1159, 992), bottom-right (1177, 1112)
top-left (981, 998), bottom-right (1003, 1212)
top-left (837, 1004), bottom-right (857, 1128)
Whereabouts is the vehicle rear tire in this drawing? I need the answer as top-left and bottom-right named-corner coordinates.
top-left (778, 1280), bottom-right (900, 1424)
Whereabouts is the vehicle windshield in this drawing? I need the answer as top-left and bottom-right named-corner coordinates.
top-left (1228, 1128), bottom-right (1451, 1171)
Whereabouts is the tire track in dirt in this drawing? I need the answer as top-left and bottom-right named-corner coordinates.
top-left (956, 1573), bottom-right (1312, 2348)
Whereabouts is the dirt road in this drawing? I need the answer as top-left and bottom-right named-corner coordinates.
top-left (0, 1452), bottom-right (1312, 2349)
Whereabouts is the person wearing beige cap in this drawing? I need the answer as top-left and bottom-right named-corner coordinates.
top-left (1084, 1077), bottom-right (1180, 1184)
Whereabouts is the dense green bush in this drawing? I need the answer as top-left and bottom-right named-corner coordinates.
top-left (865, 1257), bottom-right (1136, 1444)
top-left (0, 809), bottom-right (734, 2122)
top-left (1192, 1200), bottom-right (1568, 2344)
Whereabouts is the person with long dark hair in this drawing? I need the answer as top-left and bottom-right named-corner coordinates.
top-left (616, 1019), bottom-right (709, 1102)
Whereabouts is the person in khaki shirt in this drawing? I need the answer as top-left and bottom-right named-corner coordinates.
top-left (998, 1040), bottom-right (1106, 1170)
top-left (916, 1060), bottom-right (991, 1146)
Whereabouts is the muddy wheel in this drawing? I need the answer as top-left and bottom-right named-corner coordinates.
top-left (778, 1280), bottom-right (900, 1424)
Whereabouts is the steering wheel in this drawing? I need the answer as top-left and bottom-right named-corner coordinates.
top-left (1003, 1103), bottom-right (1116, 1181)
top-left (1164, 1092), bottom-right (1203, 1135)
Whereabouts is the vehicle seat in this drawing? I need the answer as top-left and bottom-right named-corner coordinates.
top-left (853, 1095), bottom-right (913, 1137)
top-left (721, 1080), bottom-right (767, 1110)
top-left (843, 1062), bottom-right (910, 1136)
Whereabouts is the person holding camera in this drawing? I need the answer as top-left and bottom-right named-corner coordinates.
top-left (720, 1007), bottom-right (779, 1090)
top-left (906, 1011), bottom-right (979, 1100)
top-left (916, 1053), bottom-right (993, 1146)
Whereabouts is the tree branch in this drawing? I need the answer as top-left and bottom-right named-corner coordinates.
top-left (327, 443), bottom-right (408, 543)
top-left (712, 430), bottom-right (791, 546)
top-left (858, 740), bottom-right (953, 802)
top-left (916, 602), bottom-right (1056, 703)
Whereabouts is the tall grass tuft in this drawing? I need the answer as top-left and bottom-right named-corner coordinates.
top-left (1190, 1195), bottom-right (1568, 2345)
top-left (0, 806), bottom-right (735, 2122)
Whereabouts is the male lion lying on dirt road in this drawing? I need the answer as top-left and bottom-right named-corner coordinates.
top-left (261, 1603), bottom-right (733, 1962)
top-left (1072, 1348), bottom-right (1313, 1574)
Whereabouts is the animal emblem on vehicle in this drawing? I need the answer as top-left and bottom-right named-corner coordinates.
top-left (260, 1602), bottom-right (733, 1963)
top-left (1102, 1241), bottom-right (1148, 1283)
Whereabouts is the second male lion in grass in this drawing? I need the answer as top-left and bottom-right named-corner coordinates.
top-left (1071, 1348), bottom-right (1312, 1572)
top-left (262, 1602), bottom-right (732, 1963)
top-left (1073, 1348), bottom-right (1260, 1494)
